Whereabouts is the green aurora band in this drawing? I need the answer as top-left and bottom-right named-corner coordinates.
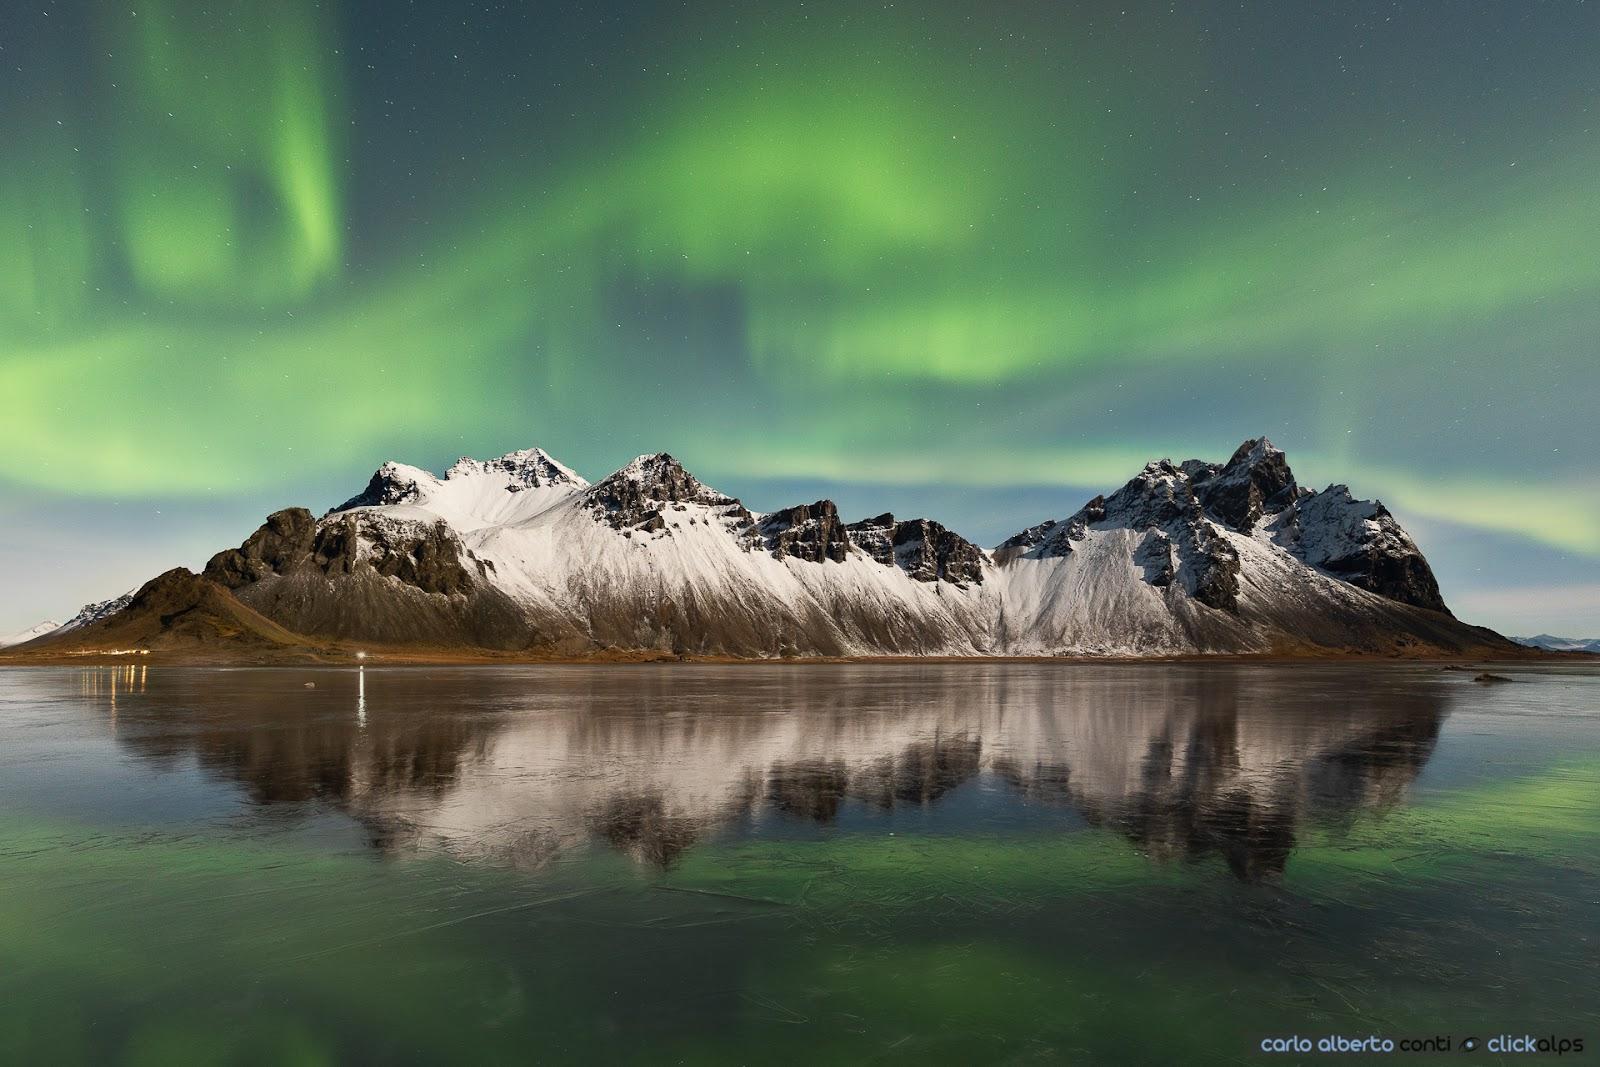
top-left (1, 2), bottom-right (1597, 561)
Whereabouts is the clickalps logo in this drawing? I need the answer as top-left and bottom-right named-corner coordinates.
top-left (1259, 1033), bottom-right (1586, 1056)
top-left (1482, 1034), bottom-right (1587, 1056)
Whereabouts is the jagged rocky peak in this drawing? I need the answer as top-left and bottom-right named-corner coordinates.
top-left (604, 453), bottom-right (729, 501)
top-left (586, 453), bottom-right (754, 534)
top-left (1187, 437), bottom-right (1300, 531)
top-left (992, 496), bottom-right (1105, 562)
top-left (1021, 439), bottom-right (1298, 543)
top-left (847, 513), bottom-right (988, 586)
top-left (57, 590), bottom-right (136, 632)
top-left (1283, 485), bottom-right (1448, 614)
top-left (898, 519), bottom-right (988, 587)
top-left (335, 461), bottom-right (436, 512)
top-left (1103, 460), bottom-right (1202, 528)
top-left (446, 447), bottom-right (587, 490)
top-left (760, 500), bottom-right (849, 563)
top-left (993, 453), bottom-right (1247, 613)
top-left (846, 513), bottom-right (899, 564)
top-left (991, 436), bottom-right (1448, 617)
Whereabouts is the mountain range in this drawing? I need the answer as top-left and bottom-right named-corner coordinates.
top-left (1512, 634), bottom-right (1600, 654)
top-left (4, 438), bottom-right (1521, 661)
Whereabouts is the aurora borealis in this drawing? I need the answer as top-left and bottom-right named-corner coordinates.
top-left (2, 1), bottom-right (1597, 633)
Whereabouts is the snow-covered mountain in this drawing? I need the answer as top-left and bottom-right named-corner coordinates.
top-left (17, 438), bottom-right (1515, 659)
top-left (0, 620), bottom-right (61, 648)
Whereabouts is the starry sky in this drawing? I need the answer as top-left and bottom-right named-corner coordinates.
top-left (2, 0), bottom-right (1597, 635)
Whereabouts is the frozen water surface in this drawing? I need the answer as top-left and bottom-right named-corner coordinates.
top-left (1, 662), bottom-right (1596, 1063)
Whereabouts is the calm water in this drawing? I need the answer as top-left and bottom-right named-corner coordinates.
top-left (1, 663), bottom-right (1596, 1064)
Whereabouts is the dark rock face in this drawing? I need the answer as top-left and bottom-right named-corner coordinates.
top-left (204, 508), bottom-right (318, 587)
top-left (1189, 438), bottom-right (1300, 532)
top-left (1318, 530), bottom-right (1446, 613)
top-left (1285, 487), bottom-right (1449, 614)
top-left (1185, 441), bottom-right (1445, 613)
top-left (760, 500), bottom-right (849, 563)
top-left (205, 509), bottom-right (479, 596)
top-left (1133, 530), bottom-right (1174, 587)
top-left (891, 518), bottom-right (987, 586)
top-left (329, 514), bottom-right (480, 595)
top-left (1177, 520), bottom-right (1241, 612)
top-left (1101, 463), bottom-right (1241, 613)
top-left (590, 453), bottom-right (732, 512)
top-left (845, 512), bottom-right (898, 564)
top-left (58, 591), bottom-right (136, 632)
top-left (333, 465), bottom-right (426, 513)
top-left (844, 514), bottom-right (987, 586)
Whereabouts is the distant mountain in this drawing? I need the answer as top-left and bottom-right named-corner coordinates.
top-left (1512, 634), bottom-right (1600, 654)
top-left (10, 438), bottom-right (1517, 661)
top-left (0, 620), bottom-right (60, 648)
top-left (58, 591), bottom-right (136, 634)
top-left (0, 591), bottom-right (139, 651)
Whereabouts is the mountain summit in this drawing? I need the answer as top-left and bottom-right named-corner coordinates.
top-left (9, 439), bottom-right (1515, 660)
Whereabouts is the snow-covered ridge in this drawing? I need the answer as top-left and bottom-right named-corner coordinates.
top-left (444, 447), bottom-right (586, 489)
top-left (332, 447), bottom-right (588, 532)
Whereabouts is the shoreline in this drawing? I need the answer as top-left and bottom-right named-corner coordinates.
top-left (0, 645), bottom-right (1583, 669)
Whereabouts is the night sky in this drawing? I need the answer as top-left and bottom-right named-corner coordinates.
top-left (2, 1), bottom-right (1597, 634)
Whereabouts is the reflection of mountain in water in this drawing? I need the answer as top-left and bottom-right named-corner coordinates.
top-left (94, 665), bottom-right (1448, 880)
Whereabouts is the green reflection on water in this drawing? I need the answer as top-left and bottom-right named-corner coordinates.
top-left (2, 761), bottom-right (1596, 1064)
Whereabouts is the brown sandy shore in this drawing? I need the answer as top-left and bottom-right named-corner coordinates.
top-left (0, 642), bottom-right (1584, 669)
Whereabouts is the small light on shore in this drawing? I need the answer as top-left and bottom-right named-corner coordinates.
top-left (356, 651), bottom-right (367, 661)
